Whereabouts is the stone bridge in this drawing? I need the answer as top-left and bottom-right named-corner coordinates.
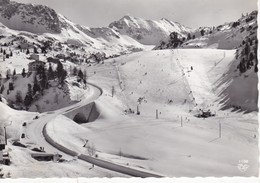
top-left (63, 102), bottom-right (99, 124)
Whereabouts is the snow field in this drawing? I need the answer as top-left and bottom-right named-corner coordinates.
top-left (45, 49), bottom-right (258, 177)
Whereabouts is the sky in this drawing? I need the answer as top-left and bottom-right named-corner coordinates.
top-left (15, 0), bottom-right (258, 28)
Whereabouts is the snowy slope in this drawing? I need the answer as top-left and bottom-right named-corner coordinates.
top-left (44, 49), bottom-right (258, 177)
top-left (109, 15), bottom-right (192, 45)
top-left (0, 0), bottom-right (258, 179)
top-left (156, 11), bottom-right (257, 50)
top-left (0, 45), bottom-right (258, 178)
top-left (183, 11), bottom-right (257, 49)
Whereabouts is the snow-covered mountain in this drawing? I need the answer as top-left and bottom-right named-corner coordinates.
top-left (0, 0), bottom-right (147, 57)
top-left (0, 0), bottom-right (193, 58)
top-left (109, 15), bottom-right (192, 45)
top-left (0, 0), bottom-right (258, 179)
top-left (0, 0), bottom-right (62, 33)
top-left (156, 11), bottom-right (257, 50)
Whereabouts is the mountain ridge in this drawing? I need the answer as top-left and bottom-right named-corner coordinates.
top-left (0, 0), bottom-right (192, 50)
top-left (155, 10), bottom-right (258, 50)
top-left (109, 15), bottom-right (191, 45)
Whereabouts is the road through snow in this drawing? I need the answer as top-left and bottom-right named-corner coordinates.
top-left (25, 83), bottom-right (102, 159)
top-left (25, 82), bottom-right (163, 177)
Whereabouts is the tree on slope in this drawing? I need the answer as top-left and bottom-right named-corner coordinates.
top-left (12, 69), bottom-right (16, 77)
top-left (78, 69), bottom-right (83, 81)
top-left (56, 61), bottom-right (67, 85)
top-left (187, 33), bottom-right (191, 40)
top-left (0, 85), bottom-right (4, 94)
top-left (8, 82), bottom-right (14, 91)
top-left (33, 76), bottom-right (40, 95)
top-left (24, 84), bottom-right (33, 109)
top-left (200, 29), bottom-right (205, 36)
top-left (47, 64), bottom-right (54, 80)
top-left (83, 69), bottom-right (87, 86)
top-left (15, 90), bottom-right (23, 104)
top-left (34, 47), bottom-right (38, 54)
top-left (40, 71), bottom-right (48, 94)
top-left (26, 49), bottom-right (30, 55)
top-left (6, 69), bottom-right (11, 79)
top-left (22, 68), bottom-right (26, 78)
top-left (60, 70), bottom-right (67, 86)
top-left (73, 66), bottom-right (78, 76)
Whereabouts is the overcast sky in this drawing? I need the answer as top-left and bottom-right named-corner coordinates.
top-left (15, 0), bottom-right (258, 28)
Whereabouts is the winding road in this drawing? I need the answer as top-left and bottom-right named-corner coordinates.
top-left (25, 82), bottom-right (163, 177)
top-left (25, 83), bottom-right (101, 158)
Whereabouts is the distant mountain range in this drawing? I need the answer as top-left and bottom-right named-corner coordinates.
top-left (0, 0), bottom-right (191, 57)
top-left (0, 0), bottom-right (257, 58)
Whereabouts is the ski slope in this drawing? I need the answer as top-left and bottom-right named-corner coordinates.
top-left (44, 49), bottom-right (258, 177)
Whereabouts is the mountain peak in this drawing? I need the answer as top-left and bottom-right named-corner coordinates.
top-left (121, 15), bottom-right (134, 20)
top-left (161, 18), bottom-right (170, 21)
top-left (109, 16), bottom-right (191, 45)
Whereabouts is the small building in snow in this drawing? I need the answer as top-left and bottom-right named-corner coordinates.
top-left (29, 54), bottom-right (40, 61)
top-left (20, 43), bottom-right (30, 50)
top-left (28, 60), bottom-right (45, 72)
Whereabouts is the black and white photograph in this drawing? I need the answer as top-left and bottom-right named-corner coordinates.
top-left (0, 0), bottom-right (258, 182)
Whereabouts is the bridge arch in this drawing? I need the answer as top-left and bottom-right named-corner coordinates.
top-left (64, 102), bottom-right (100, 124)
top-left (73, 113), bottom-right (88, 124)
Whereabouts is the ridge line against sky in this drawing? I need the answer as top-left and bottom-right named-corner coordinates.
top-left (15, 0), bottom-right (258, 28)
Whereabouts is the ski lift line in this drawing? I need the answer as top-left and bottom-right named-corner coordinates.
top-left (115, 64), bottom-right (124, 91)
top-left (168, 75), bottom-right (186, 85)
top-left (177, 52), bottom-right (213, 112)
top-left (172, 50), bottom-right (220, 112)
top-left (207, 51), bottom-right (226, 73)
top-left (114, 62), bottom-right (131, 109)
top-left (175, 55), bottom-right (197, 107)
top-left (170, 50), bottom-right (196, 108)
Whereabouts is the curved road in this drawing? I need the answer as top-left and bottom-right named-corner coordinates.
top-left (26, 83), bottom-right (163, 177)
top-left (26, 83), bottom-right (102, 159)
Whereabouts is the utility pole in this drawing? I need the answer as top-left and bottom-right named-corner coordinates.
top-left (137, 105), bottom-right (140, 115)
top-left (4, 121), bottom-right (12, 145)
top-left (219, 122), bottom-right (222, 138)
top-left (3, 126), bottom-right (7, 145)
top-left (112, 86), bottom-right (115, 97)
